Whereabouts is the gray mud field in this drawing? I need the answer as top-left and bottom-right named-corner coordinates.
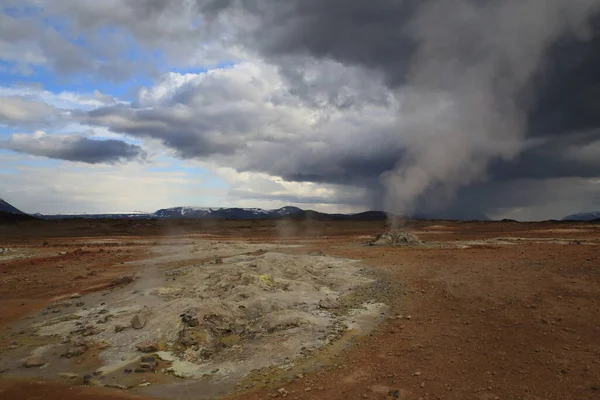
top-left (0, 239), bottom-right (389, 399)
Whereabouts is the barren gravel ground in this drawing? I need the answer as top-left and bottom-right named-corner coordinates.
top-left (0, 219), bottom-right (599, 399)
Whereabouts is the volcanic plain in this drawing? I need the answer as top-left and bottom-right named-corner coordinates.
top-left (0, 218), bottom-right (599, 400)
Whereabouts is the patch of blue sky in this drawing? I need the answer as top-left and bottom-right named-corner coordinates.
top-left (0, 61), bottom-right (151, 102)
top-left (0, 127), bottom-right (18, 137)
top-left (2, 3), bottom-right (41, 18)
top-left (168, 61), bottom-right (237, 75)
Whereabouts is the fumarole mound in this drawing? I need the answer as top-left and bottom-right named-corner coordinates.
top-left (367, 231), bottom-right (424, 246)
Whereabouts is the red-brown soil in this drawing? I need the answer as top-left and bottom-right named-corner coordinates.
top-left (1, 219), bottom-right (599, 399)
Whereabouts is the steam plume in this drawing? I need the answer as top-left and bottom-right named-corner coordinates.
top-left (382, 0), bottom-right (600, 218)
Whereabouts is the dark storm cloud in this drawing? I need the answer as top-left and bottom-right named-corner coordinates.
top-left (528, 22), bottom-right (600, 137)
top-left (0, 132), bottom-right (146, 164)
top-left (199, 0), bottom-right (419, 86)
top-left (61, 0), bottom-right (600, 218)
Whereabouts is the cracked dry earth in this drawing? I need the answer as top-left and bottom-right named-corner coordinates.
top-left (0, 220), bottom-right (599, 400)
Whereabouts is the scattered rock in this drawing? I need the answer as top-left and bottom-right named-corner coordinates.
top-left (199, 348), bottom-right (213, 359)
top-left (177, 328), bottom-right (198, 347)
top-left (131, 314), bottom-right (147, 330)
top-left (318, 297), bottom-right (340, 310)
top-left (23, 356), bottom-right (47, 368)
top-left (136, 340), bottom-right (158, 353)
top-left (180, 310), bottom-right (199, 327)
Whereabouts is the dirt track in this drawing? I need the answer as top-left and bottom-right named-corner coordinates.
top-left (1, 219), bottom-right (599, 399)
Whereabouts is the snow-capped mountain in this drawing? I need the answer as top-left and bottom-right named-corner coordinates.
top-left (562, 211), bottom-right (600, 221)
top-left (152, 206), bottom-right (303, 219)
top-left (0, 198), bottom-right (25, 214)
top-left (38, 212), bottom-right (152, 220)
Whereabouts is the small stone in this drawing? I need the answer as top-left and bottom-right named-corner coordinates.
top-left (70, 293), bottom-right (82, 299)
top-left (64, 346), bottom-right (86, 358)
top-left (180, 310), bottom-right (199, 327)
top-left (131, 314), bottom-right (147, 330)
top-left (114, 325), bottom-right (126, 333)
top-left (23, 356), bottom-right (46, 368)
top-left (136, 340), bottom-right (158, 353)
top-left (7, 344), bottom-right (19, 350)
top-left (414, 371), bottom-right (422, 376)
top-left (215, 258), bottom-right (223, 264)
top-left (138, 382), bottom-right (152, 387)
top-left (405, 315), bottom-right (412, 320)
top-left (109, 275), bottom-right (135, 287)
top-left (296, 373), bottom-right (304, 379)
top-left (420, 382), bottom-right (425, 388)
top-left (83, 374), bottom-right (93, 385)
top-left (58, 372), bottom-right (79, 379)
top-left (76, 302), bottom-right (85, 307)
top-left (141, 356), bottom-right (156, 364)
top-left (277, 388), bottom-right (288, 397)
top-left (140, 363), bottom-right (155, 371)
top-left (211, 368), bottom-right (220, 373)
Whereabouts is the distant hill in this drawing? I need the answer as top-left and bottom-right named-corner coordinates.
top-left (153, 206), bottom-right (303, 219)
top-left (562, 211), bottom-right (600, 221)
top-left (35, 206), bottom-right (390, 221)
top-left (0, 199), bottom-right (25, 214)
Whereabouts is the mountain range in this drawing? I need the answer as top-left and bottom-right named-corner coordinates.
top-left (33, 206), bottom-right (389, 221)
top-left (1, 198), bottom-right (599, 221)
top-left (562, 211), bottom-right (600, 221)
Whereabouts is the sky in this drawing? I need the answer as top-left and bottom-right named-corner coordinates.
top-left (1, 0), bottom-right (599, 220)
